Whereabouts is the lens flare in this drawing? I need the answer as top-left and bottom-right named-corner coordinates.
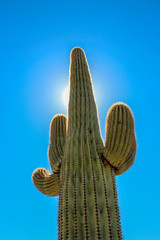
top-left (62, 85), bottom-right (70, 108)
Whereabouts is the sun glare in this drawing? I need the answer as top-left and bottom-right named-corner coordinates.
top-left (62, 85), bottom-right (70, 108)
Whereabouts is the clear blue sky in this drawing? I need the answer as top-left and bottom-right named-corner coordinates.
top-left (1, 0), bottom-right (160, 239)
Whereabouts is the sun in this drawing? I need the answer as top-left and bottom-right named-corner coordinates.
top-left (62, 85), bottom-right (70, 108)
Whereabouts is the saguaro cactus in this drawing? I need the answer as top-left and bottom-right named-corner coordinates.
top-left (32, 47), bottom-right (137, 240)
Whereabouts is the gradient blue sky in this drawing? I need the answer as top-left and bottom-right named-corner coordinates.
top-left (1, 0), bottom-right (160, 239)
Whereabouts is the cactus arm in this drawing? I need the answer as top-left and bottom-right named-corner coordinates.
top-left (32, 168), bottom-right (60, 196)
top-left (32, 114), bottom-right (66, 197)
top-left (48, 114), bottom-right (67, 173)
top-left (103, 102), bottom-right (137, 175)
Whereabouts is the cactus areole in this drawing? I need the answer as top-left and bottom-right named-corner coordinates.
top-left (32, 47), bottom-right (137, 240)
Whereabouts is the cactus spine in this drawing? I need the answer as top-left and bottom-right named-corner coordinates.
top-left (32, 47), bottom-right (137, 240)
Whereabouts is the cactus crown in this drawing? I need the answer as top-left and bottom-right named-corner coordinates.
top-left (32, 47), bottom-right (137, 240)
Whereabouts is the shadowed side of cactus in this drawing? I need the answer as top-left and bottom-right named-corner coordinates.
top-left (32, 47), bottom-right (137, 240)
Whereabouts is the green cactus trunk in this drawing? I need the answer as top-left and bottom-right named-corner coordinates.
top-left (58, 49), bottom-right (122, 240)
top-left (32, 47), bottom-right (137, 240)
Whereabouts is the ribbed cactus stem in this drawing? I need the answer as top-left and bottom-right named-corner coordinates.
top-left (32, 47), bottom-right (137, 240)
top-left (58, 48), bottom-right (122, 239)
top-left (68, 48), bottom-right (102, 140)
